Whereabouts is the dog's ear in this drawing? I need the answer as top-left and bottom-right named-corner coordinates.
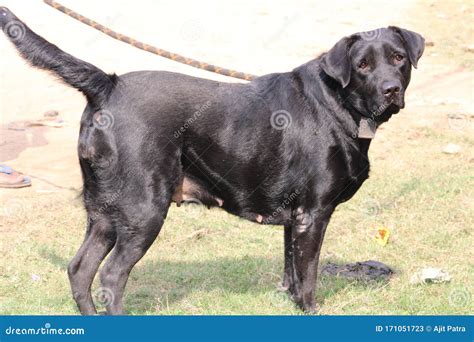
top-left (389, 26), bottom-right (425, 68)
top-left (320, 35), bottom-right (358, 88)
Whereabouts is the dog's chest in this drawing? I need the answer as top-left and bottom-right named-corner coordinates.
top-left (330, 140), bottom-right (371, 203)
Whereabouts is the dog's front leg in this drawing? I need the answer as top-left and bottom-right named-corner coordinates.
top-left (281, 223), bottom-right (294, 292)
top-left (289, 207), bottom-right (333, 313)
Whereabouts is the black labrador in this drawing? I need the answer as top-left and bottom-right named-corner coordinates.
top-left (0, 7), bottom-right (424, 314)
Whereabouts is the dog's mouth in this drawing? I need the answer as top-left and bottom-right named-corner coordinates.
top-left (388, 90), bottom-right (405, 109)
top-left (370, 95), bottom-right (405, 122)
top-left (386, 101), bottom-right (403, 113)
top-left (391, 96), bottom-right (405, 110)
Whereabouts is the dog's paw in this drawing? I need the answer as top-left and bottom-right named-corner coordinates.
top-left (302, 303), bottom-right (321, 315)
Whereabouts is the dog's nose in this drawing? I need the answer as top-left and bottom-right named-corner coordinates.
top-left (382, 81), bottom-right (400, 97)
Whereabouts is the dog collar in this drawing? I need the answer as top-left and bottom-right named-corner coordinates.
top-left (357, 117), bottom-right (377, 139)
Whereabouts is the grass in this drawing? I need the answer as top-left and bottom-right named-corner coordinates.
top-left (0, 120), bottom-right (472, 315)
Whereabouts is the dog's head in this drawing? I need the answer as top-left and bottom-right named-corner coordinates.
top-left (320, 27), bottom-right (425, 123)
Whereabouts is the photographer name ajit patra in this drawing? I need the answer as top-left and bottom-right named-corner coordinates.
top-left (433, 325), bottom-right (466, 333)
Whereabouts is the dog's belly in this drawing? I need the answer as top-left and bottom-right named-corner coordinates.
top-left (172, 138), bottom-right (293, 225)
top-left (170, 174), bottom-right (291, 225)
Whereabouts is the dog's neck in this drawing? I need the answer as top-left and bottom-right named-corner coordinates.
top-left (293, 60), bottom-right (377, 140)
top-left (337, 91), bottom-right (378, 139)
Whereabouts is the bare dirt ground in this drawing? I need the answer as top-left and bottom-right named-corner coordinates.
top-left (0, 0), bottom-right (472, 314)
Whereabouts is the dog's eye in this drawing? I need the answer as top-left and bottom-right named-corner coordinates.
top-left (394, 53), bottom-right (404, 62)
top-left (358, 60), bottom-right (368, 69)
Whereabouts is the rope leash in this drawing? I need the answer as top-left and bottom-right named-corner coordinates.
top-left (43, 0), bottom-right (257, 81)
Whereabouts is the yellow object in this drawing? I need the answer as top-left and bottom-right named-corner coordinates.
top-left (374, 227), bottom-right (390, 246)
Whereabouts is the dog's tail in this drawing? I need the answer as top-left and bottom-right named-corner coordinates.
top-left (0, 7), bottom-right (117, 109)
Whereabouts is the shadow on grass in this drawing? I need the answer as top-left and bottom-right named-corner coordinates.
top-left (39, 247), bottom-right (70, 270)
top-left (38, 248), bottom-right (391, 314)
top-left (121, 257), bottom-right (391, 314)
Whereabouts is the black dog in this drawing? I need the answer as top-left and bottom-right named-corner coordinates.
top-left (1, 7), bottom-right (424, 315)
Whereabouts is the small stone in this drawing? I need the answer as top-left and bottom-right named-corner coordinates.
top-left (462, 45), bottom-right (474, 53)
top-left (425, 39), bottom-right (435, 47)
top-left (43, 110), bottom-right (59, 117)
top-left (410, 267), bottom-right (451, 284)
top-left (442, 143), bottom-right (461, 154)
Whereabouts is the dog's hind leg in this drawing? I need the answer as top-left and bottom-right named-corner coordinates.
top-left (68, 213), bottom-right (116, 315)
top-left (98, 191), bottom-right (172, 315)
top-left (97, 149), bottom-right (181, 315)
top-left (68, 134), bottom-right (120, 315)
